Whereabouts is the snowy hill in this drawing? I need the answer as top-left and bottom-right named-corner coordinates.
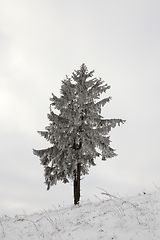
top-left (1, 189), bottom-right (160, 240)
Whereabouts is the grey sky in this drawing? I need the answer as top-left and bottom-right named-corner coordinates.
top-left (0, 0), bottom-right (160, 216)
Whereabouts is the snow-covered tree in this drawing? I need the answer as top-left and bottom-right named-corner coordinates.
top-left (33, 64), bottom-right (125, 205)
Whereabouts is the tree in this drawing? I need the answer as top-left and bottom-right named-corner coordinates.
top-left (33, 63), bottom-right (125, 205)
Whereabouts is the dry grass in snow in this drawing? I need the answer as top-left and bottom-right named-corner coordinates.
top-left (1, 188), bottom-right (160, 239)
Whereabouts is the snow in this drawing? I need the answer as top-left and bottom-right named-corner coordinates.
top-left (1, 189), bottom-right (160, 239)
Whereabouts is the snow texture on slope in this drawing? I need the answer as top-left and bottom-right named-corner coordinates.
top-left (1, 190), bottom-right (160, 239)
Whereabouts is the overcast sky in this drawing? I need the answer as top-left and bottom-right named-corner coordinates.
top-left (1, 0), bottom-right (160, 217)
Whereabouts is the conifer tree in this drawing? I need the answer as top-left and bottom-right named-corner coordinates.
top-left (33, 64), bottom-right (125, 205)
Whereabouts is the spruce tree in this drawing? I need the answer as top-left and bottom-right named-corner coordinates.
top-left (33, 64), bottom-right (125, 205)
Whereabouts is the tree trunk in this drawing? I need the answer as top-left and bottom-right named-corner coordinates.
top-left (74, 163), bottom-right (81, 205)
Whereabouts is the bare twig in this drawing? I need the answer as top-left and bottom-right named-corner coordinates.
top-left (0, 221), bottom-right (5, 238)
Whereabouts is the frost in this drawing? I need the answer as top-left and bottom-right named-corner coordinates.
top-left (33, 63), bottom-right (125, 199)
top-left (1, 190), bottom-right (160, 240)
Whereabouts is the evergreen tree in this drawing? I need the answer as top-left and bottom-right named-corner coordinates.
top-left (33, 64), bottom-right (125, 205)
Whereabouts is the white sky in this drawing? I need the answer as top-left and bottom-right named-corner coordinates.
top-left (0, 0), bottom-right (160, 217)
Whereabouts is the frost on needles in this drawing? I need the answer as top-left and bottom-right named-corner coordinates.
top-left (33, 63), bottom-right (125, 205)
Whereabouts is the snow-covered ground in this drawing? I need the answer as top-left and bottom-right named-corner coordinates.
top-left (1, 189), bottom-right (160, 240)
